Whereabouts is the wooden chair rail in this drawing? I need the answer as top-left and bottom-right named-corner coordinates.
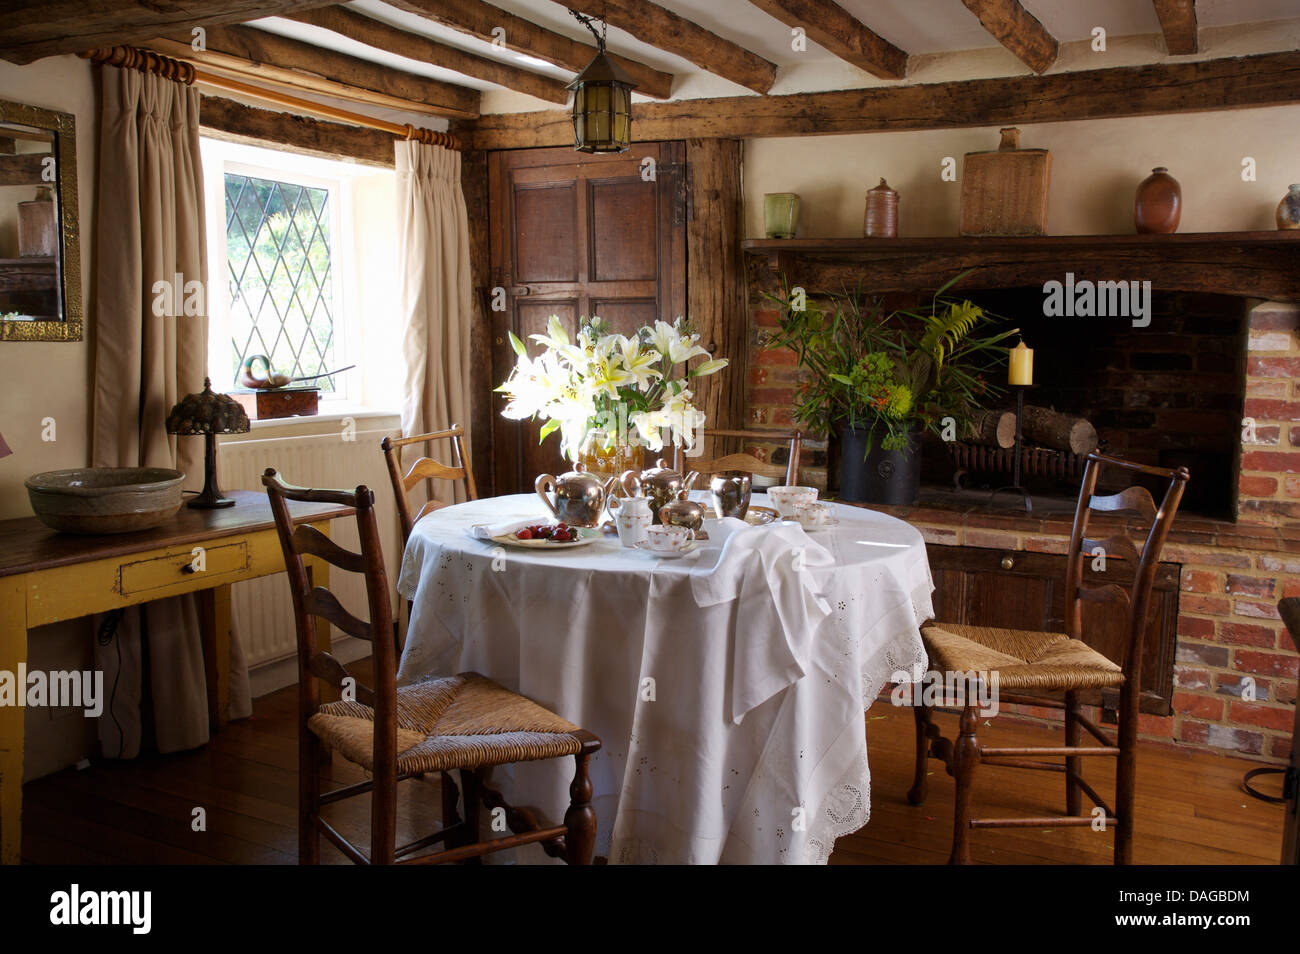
top-left (292, 524), bottom-right (367, 574)
top-left (303, 587), bottom-right (373, 641)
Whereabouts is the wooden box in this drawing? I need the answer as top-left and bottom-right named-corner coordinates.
top-left (960, 127), bottom-right (1051, 236)
top-left (229, 387), bottom-right (320, 421)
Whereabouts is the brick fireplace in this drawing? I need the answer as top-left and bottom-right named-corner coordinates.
top-left (744, 292), bottom-right (1300, 765)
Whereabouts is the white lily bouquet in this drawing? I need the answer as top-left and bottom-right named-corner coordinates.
top-left (497, 314), bottom-right (729, 461)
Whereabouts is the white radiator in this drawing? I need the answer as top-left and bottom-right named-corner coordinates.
top-left (218, 420), bottom-right (403, 668)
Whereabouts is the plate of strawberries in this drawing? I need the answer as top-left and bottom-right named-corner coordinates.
top-left (491, 521), bottom-right (599, 549)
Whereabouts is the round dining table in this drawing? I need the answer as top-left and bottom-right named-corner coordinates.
top-left (395, 491), bottom-right (933, 864)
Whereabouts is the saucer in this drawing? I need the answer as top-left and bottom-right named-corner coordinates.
top-left (633, 540), bottom-right (698, 559)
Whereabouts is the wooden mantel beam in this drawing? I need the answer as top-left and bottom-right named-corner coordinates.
top-left (961, 0), bottom-right (1058, 74)
top-left (199, 95), bottom-right (397, 167)
top-left (551, 0), bottom-right (778, 95)
top-left (1153, 0), bottom-right (1198, 55)
top-left (151, 24), bottom-right (480, 119)
top-left (287, 5), bottom-right (570, 105)
top-left (385, 0), bottom-right (673, 99)
top-left (456, 50), bottom-right (1300, 149)
top-left (0, 0), bottom-right (333, 64)
top-left (746, 0), bottom-right (907, 80)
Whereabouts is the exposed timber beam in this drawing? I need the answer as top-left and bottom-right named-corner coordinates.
top-left (552, 0), bottom-right (777, 94)
top-left (746, 0), bottom-right (907, 80)
top-left (455, 50), bottom-right (1300, 149)
top-left (151, 24), bottom-right (479, 119)
top-left (961, 0), bottom-right (1058, 74)
top-left (1153, 0), bottom-right (1199, 55)
top-left (199, 95), bottom-right (396, 167)
top-left (386, 0), bottom-right (673, 99)
top-left (0, 0), bottom-right (333, 64)
top-left (287, 5), bottom-right (570, 105)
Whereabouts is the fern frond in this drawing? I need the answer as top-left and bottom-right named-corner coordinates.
top-left (920, 300), bottom-right (983, 368)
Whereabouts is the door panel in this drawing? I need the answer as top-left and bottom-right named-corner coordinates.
top-left (489, 143), bottom-right (686, 494)
top-left (512, 183), bottom-right (578, 283)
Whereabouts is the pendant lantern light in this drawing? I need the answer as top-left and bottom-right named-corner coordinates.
top-left (567, 10), bottom-right (636, 154)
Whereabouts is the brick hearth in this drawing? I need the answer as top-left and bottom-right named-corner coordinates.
top-left (741, 297), bottom-right (1300, 765)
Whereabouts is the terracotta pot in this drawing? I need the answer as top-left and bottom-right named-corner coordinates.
top-left (1134, 167), bottom-right (1181, 234)
top-left (1276, 183), bottom-right (1300, 230)
top-left (863, 178), bottom-right (898, 238)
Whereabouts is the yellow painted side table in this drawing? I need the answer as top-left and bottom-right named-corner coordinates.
top-left (0, 490), bottom-right (351, 864)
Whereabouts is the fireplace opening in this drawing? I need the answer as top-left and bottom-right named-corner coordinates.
top-left (916, 288), bottom-right (1248, 520)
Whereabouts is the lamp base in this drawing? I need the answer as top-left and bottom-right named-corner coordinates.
top-left (187, 431), bottom-right (237, 509)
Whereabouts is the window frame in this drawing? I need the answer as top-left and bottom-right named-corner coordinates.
top-left (202, 140), bottom-right (358, 408)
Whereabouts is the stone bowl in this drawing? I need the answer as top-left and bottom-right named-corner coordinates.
top-left (25, 467), bottom-right (185, 534)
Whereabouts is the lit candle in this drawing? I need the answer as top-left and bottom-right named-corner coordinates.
top-left (1008, 340), bottom-right (1034, 386)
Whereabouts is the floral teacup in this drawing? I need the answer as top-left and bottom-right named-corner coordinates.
top-left (640, 524), bottom-right (693, 553)
top-left (768, 485), bottom-right (818, 518)
top-left (793, 501), bottom-right (837, 530)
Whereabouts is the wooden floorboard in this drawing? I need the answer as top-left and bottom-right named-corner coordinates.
top-left (20, 665), bottom-right (1285, 864)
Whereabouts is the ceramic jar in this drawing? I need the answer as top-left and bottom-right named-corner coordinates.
top-left (1135, 167), bottom-right (1181, 234)
top-left (864, 178), bottom-right (898, 238)
top-left (1276, 184), bottom-right (1300, 230)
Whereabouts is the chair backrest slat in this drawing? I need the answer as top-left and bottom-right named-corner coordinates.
top-left (262, 467), bottom-right (397, 762)
top-left (1063, 453), bottom-right (1188, 684)
top-left (675, 428), bottom-right (803, 486)
top-left (382, 425), bottom-right (476, 545)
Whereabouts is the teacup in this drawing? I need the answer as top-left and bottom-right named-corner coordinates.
top-left (793, 501), bottom-right (836, 530)
top-left (768, 485), bottom-right (818, 517)
top-left (641, 524), bottom-right (693, 553)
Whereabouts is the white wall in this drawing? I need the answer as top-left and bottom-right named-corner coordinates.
top-left (744, 103), bottom-right (1300, 240)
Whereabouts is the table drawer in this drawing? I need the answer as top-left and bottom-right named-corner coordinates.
top-left (118, 542), bottom-right (250, 596)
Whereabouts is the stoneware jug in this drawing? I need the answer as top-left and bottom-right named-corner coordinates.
top-left (1135, 167), bottom-right (1181, 234)
top-left (1276, 184), bottom-right (1300, 230)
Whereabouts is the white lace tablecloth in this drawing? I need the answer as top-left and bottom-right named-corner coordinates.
top-left (396, 492), bottom-right (933, 864)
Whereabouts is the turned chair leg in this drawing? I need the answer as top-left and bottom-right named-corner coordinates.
top-left (1064, 690), bottom-right (1082, 816)
top-left (564, 752), bottom-right (596, 865)
top-left (299, 728), bottom-right (321, 865)
top-left (907, 698), bottom-right (933, 806)
top-left (949, 705), bottom-right (980, 865)
top-left (459, 768), bottom-right (483, 863)
top-left (1114, 691), bottom-right (1138, 865)
top-left (371, 763), bottom-right (398, 866)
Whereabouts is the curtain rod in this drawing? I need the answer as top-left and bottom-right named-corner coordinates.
top-left (79, 46), bottom-right (461, 151)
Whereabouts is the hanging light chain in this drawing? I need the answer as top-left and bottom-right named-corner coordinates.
top-left (569, 9), bottom-right (608, 52)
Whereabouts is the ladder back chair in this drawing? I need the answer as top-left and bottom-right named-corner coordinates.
top-left (382, 425), bottom-right (477, 546)
top-left (908, 452), bottom-right (1188, 864)
top-left (263, 468), bottom-right (600, 865)
top-left (672, 428), bottom-right (803, 485)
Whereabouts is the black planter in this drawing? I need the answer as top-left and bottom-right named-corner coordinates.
top-left (839, 425), bottom-right (921, 505)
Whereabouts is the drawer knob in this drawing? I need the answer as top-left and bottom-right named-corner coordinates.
top-left (1000, 555), bottom-right (1015, 570)
top-left (181, 563), bottom-right (197, 574)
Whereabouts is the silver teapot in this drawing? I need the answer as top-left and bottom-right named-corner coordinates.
top-left (623, 459), bottom-right (698, 525)
top-left (659, 487), bottom-right (707, 536)
top-left (536, 464), bottom-right (617, 528)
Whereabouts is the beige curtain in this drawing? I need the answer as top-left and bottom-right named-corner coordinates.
top-left (396, 141), bottom-right (474, 505)
top-left (90, 66), bottom-right (250, 757)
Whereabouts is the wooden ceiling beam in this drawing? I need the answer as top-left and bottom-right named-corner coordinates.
top-left (286, 5), bottom-right (570, 105)
top-left (551, 0), bottom-right (778, 94)
top-left (385, 0), bottom-right (673, 99)
top-left (199, 95), bottom-right (396, 167)
top-left (0, 0), bottom-right (333, 64)
top-left (456, 50), bottom-right (1300, 149)
top-left (1153, 0), bottom-right (1199, 55)
top-left (746, 0), bottom-right (907, 80)
top-left (961, 0), bottom-right (1058, 74)
top-left (151, 24), bottom-right (480, 119)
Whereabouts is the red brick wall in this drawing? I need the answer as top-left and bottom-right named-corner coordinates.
top-left (744, 293), bottom-right (1299, 764)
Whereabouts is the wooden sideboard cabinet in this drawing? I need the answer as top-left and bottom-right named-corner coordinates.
top-left (926, 544), bottom-right (1180, 717)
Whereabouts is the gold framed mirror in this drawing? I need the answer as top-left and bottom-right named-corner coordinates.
top-left (0, 98), bottom-right (81, 342)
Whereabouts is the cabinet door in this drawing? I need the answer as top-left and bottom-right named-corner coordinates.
top-left (927, 544), bottom-right (1177, 716)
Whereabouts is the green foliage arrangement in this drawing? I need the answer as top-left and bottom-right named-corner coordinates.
top-left (763, 274), bottom-right (1017, 452)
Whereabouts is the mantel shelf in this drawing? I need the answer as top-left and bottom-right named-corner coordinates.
top-left (741, 231), bottom-right (1300, 300)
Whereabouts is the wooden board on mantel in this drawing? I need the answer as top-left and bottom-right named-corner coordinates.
top-left (742, 232), bottom-right (1300, 301)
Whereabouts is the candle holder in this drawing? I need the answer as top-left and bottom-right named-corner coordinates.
top-left (987, 384), bottom-right (1035, 513)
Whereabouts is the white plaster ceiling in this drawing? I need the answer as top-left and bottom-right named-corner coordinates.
top-left (246, 0), bottom-right (1300, 112)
